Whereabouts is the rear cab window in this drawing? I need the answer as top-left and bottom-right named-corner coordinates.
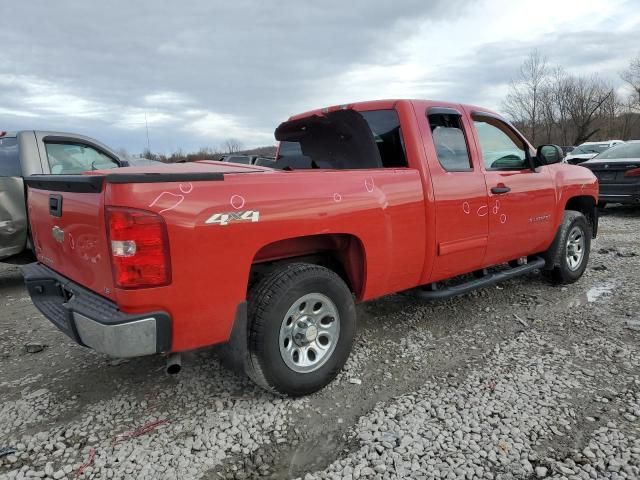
top-left (0, 137), bottom-right (21, 177)
top-left (44, 142), bottom-right (119, 174)
top-left (276, 109), bottom-right (408, 170)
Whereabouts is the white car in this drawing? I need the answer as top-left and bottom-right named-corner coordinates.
top-left (564, 140), bottom-right (624, 165)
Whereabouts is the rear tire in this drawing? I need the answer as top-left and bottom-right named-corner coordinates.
top-left (245, 263), bottom-right (356, 396)
top-left (545, 211), bottom-right (591, 284)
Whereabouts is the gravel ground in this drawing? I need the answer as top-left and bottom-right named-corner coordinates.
top-left (1, 206), bottom-right (639, 480)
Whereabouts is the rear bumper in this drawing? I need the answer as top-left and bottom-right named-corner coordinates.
top-left (599, 184), bottom-right (640, 205)
top-left (22, 262), bottom-right (171, 357)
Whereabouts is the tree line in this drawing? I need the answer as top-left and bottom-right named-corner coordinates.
top-left (137, 138), bottom-right (277, 163)
top-left (503, 50), bottom-right (640, 146)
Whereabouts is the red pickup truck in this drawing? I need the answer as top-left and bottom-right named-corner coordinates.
top-left (23, 99), bottom-right (598, 396)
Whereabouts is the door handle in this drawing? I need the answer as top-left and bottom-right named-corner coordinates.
top-left (49, 194), bottom-right (63, 217)
top-left (491, 185), bottom-right (511, 194)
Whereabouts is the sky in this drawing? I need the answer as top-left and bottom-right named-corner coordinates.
top-left (1, 0), bottom-right (639, 154)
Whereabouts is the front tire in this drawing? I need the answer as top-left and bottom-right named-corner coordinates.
top-left (546, 211), bottom-right (591, 284)
top-left (245, 263), bottom-right (356, 396)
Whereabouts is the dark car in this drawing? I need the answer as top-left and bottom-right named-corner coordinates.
top-left (563, 140), bottom-right (624, 165)
top-left (580, 140), bottom-right (640, 207)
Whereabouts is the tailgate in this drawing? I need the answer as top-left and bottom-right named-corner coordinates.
top-left (26, 175), bottom-right (115, 297)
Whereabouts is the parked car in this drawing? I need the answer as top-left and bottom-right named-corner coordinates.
top-left (580, 140), bottom-right (640, 207)
top-left (0, 130), bottom-right (125, 260)
top-left (221, 154), bottom-right (275, 166)
top-left (22, 99), bottom-right (598, 396)
top-left (564, 140), bottom-right (624, 164)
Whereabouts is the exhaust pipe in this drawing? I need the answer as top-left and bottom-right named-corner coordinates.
top-left (166, 353), bottom-right (182, 375)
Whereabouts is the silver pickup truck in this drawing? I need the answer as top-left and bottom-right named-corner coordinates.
top-left (0, 131), bottom-right (125, 260)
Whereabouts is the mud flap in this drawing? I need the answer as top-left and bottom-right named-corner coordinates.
top-left (216, 302), bottom-right (248, 373)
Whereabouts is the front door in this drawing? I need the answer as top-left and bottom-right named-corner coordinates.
top-left (420, 106), bottom-right (490, 282)
top-left (468, 112), bottom-right (557, 265)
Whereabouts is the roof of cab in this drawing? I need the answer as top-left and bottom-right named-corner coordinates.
top-left (287, 99), bottom-right (501, 121)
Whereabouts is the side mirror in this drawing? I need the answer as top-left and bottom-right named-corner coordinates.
top-left (536, 144), bottom-right (564, 166)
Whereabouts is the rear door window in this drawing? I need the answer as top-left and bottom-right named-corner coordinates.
top-left (427, 113), bottom-right (473, 171)
top-left (44, 142), bottom-right (119, 174)
top-left (0, 137), bottom-right (21, 177)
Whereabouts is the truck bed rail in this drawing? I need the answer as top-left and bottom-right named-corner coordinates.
top-left (24, 172), bottom-right (225, 193)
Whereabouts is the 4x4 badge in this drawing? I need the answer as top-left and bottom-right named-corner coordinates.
top-left (205, 211), bottom-right (260, 226)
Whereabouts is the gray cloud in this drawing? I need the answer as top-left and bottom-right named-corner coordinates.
top-left (412, 16), bottom-right (640, 111)
top-left (1, 0), bottom-right (638, 153)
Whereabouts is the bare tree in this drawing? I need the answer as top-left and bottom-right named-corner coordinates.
top-left (621, 53), bottom-right (640, 110)
top-left (548, 67), bottom-right (574, 145)
top-left (222, 138), bottom-right (243, 153)
top-left (566, 75), bottom-right (614, 144)
top-left (502, 49), bottom-right (549, 144)
top-left (618, 97), bottom-right (640, 139)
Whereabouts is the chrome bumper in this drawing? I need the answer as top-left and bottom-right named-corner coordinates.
top-left (73, 313), bottom-right (160, 357)
top-left (23, 262), bottom-right (171, 358)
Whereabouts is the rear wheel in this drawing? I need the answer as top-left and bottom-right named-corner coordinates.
top-left (245, 263), bottom-right (356, 396)
top-left (546, 211), bottom-right (591, 284)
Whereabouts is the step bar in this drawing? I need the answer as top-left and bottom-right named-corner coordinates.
top-left (410, 257), bottom-right (547, 300)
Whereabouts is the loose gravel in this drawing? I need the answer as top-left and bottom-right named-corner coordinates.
top-left (1, 206), bottom-right (639, 480)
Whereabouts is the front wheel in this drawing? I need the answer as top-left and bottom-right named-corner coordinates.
top-left (245, 263), bottom-right (356, 396)
top-left (546, 211), bottom-right (591, 284)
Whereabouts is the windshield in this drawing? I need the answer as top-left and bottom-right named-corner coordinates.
top-left (572, 143), bottom-right (611, 155)
top-left (593, 142), bottom-right (640, 160)
top-left (0, 137), bottom-right (20, 177)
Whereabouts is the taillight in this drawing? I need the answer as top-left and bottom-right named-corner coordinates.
top-left (624, 167), bottom-right (640, 177)
top-left (106, 207), bottom-right (171, 288)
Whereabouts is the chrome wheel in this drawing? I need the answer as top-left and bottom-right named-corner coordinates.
top-left (279, 293), bottom-right (340, 373)
top-left (566, 225), bottom-right (585, 271)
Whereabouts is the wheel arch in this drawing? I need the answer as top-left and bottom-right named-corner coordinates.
top-left (249, 233), bottom-right (367, 300)
top-left (564, 195), bottom-right (598, 238)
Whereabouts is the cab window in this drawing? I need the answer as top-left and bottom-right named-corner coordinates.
top-left (275, 109), bottom-right (407, 170)
top-left (45, 142), bottom-right (119, 174)
top-left (0, 137), bottom-right (20, 177)
top-left (472, 116), bottom-right (529, 170)
top-left (427, 113), bottom-right (472, 171)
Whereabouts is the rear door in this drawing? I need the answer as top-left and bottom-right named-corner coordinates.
top-left (0, 136), bottom-right (28, 259)
top-left (416, 106), bottom-right (490, 281)
top-left (468, 111), bottom-right (556, 264)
